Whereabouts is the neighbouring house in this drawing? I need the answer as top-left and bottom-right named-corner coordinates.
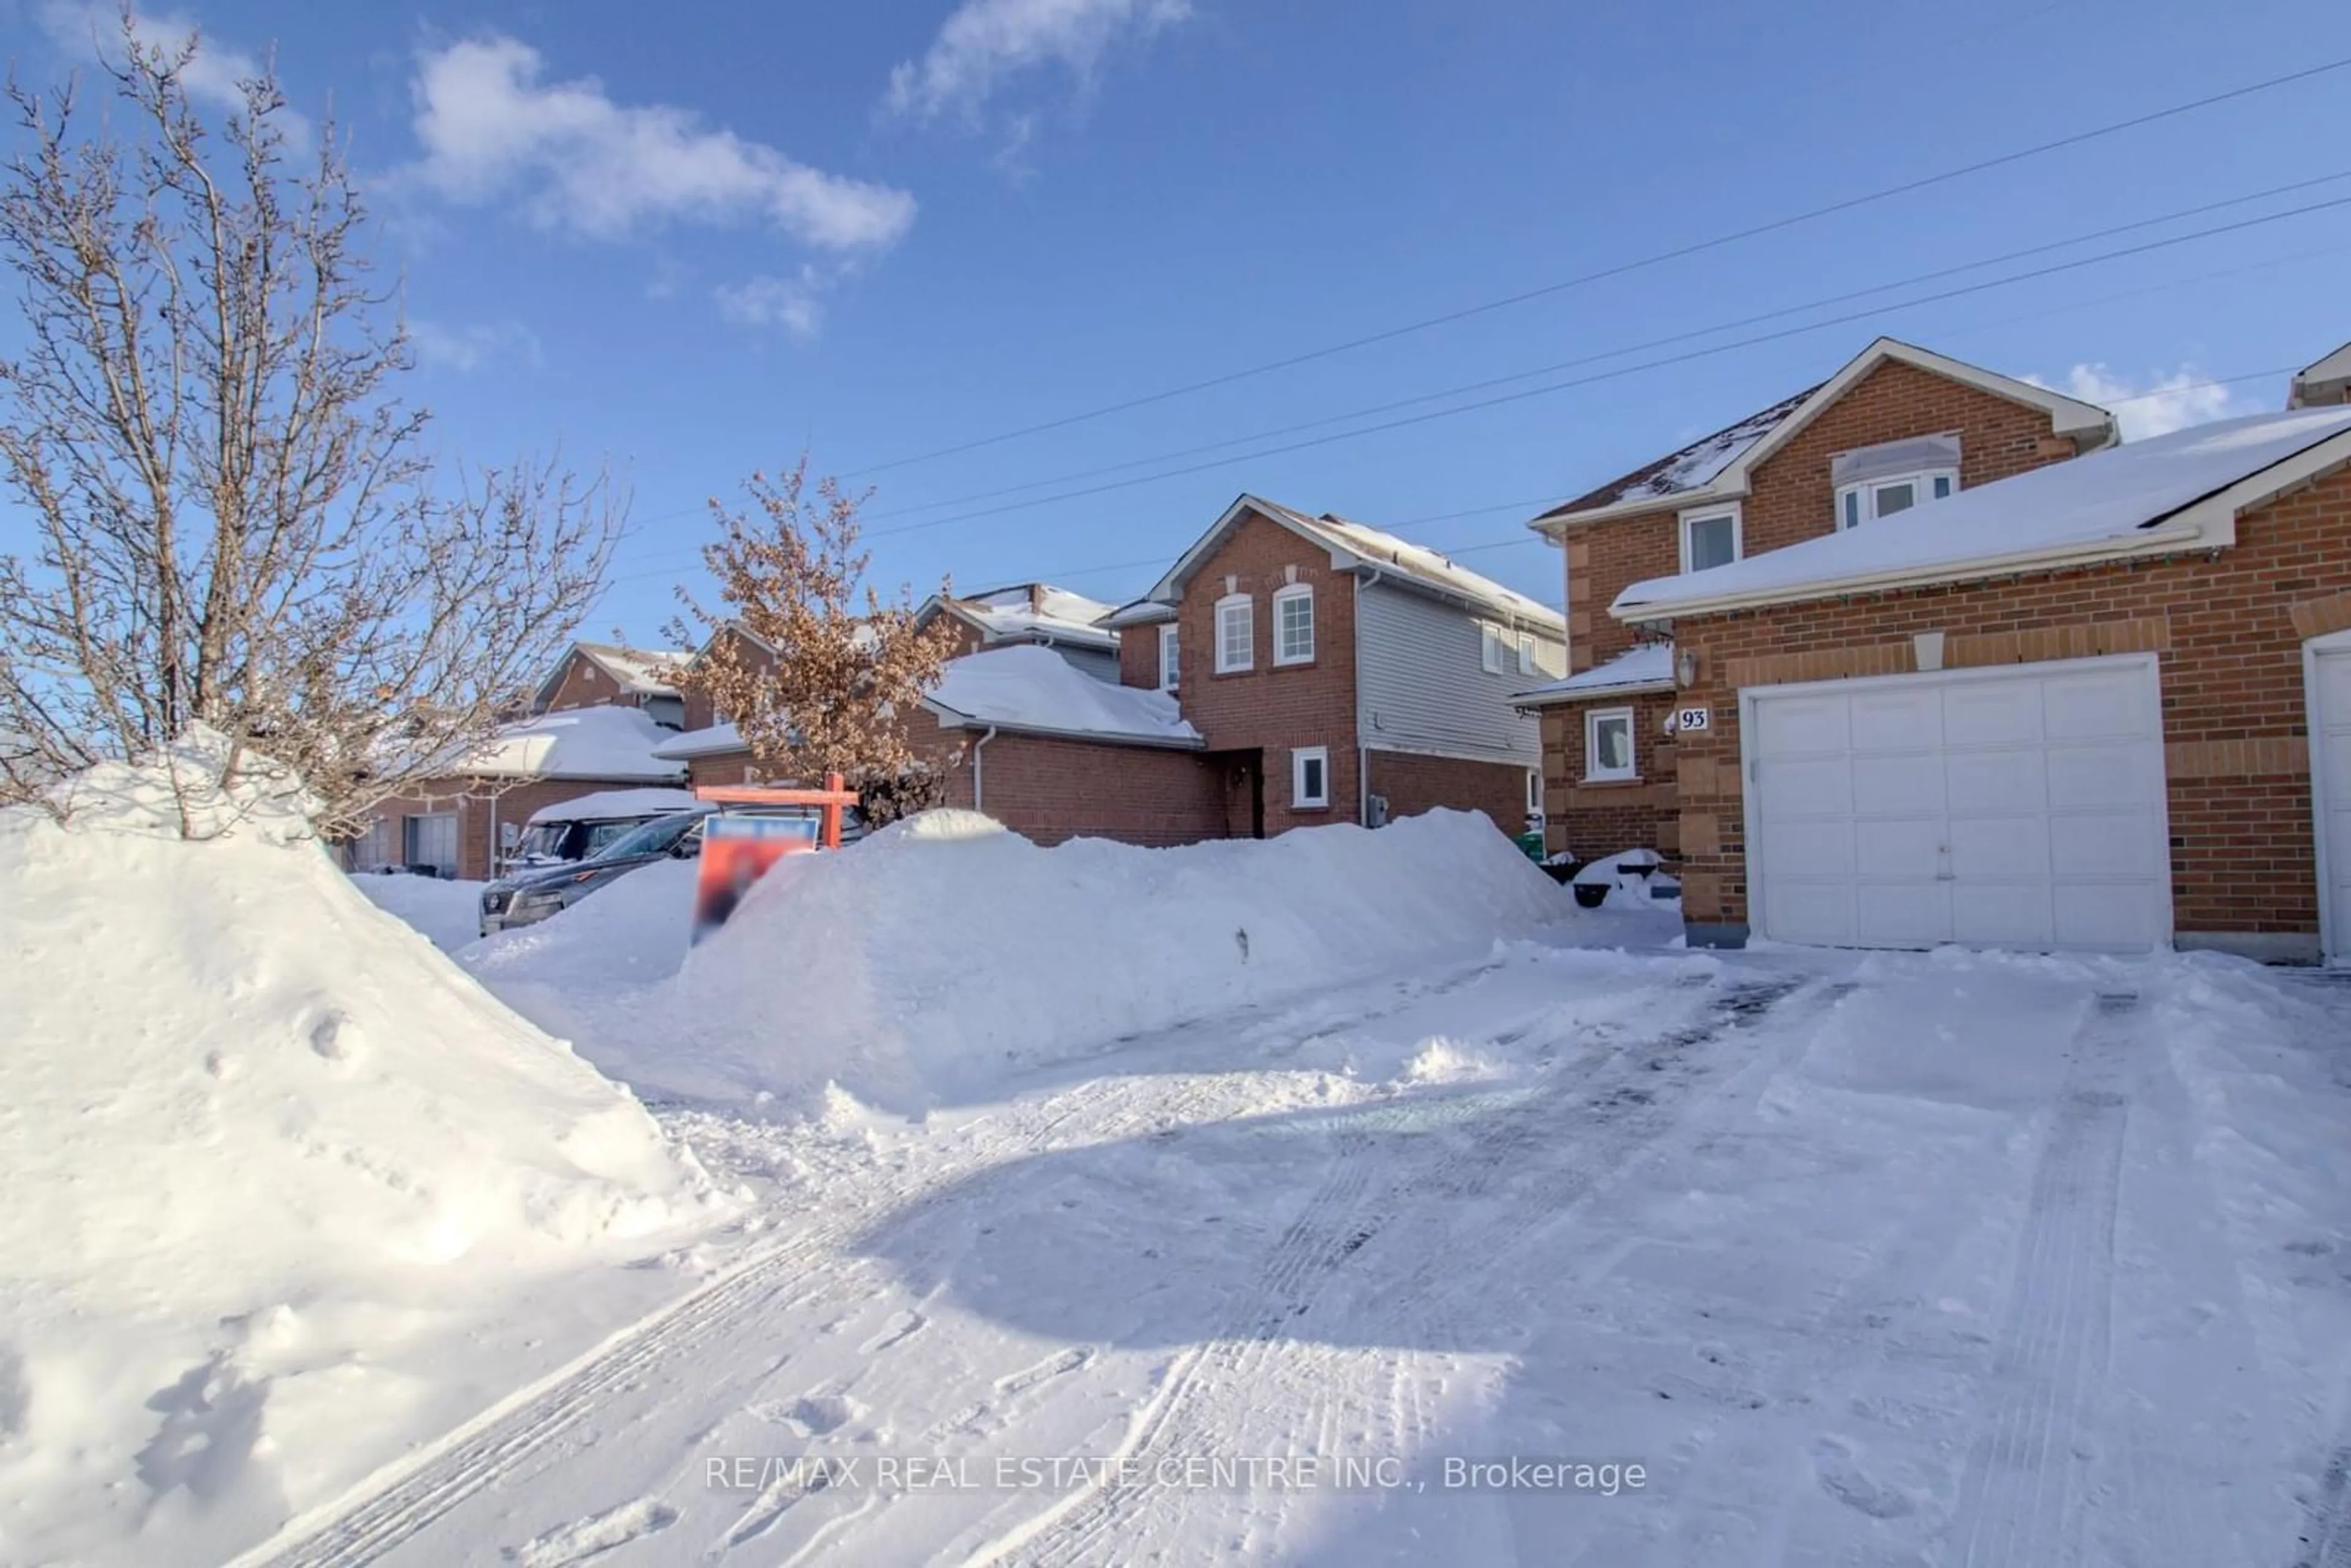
top-left (535, 641), bottom-right (686, 728)
top-left (913, 583), bottom-right (1121, 680)
top-left (1604, 395), bottom-right (2351, 962)
top-left (1514, 337), bottom-right (2119, 868)
top-left (1090, 494), bottom-right (1567, 841)
top-left (2292, 341), bottom-right (2351, 408)
top-left (351, 705), bottom-right (687, 881)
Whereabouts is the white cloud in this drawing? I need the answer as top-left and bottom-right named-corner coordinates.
top-left (713, 269), bottom-right (826, 339)
top-left (407, 36), bottom-right (916, 252)
top-left (407, 318), bottom-right (543, 373)
top-left (38, 1), bottom-right (309, 140)
top-left (2037, 363), bottom-right (2246, 442)
top-left (887, 0), bottom-right (1190, 121)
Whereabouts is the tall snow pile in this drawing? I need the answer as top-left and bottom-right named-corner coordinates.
top-left (580, 808), bottom-right (1565, 1116)
top-left (0, 730), bottom-right (722, 1567)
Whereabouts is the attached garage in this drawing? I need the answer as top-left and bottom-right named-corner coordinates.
top-left (1741, 655), bottom-right (2172, 952)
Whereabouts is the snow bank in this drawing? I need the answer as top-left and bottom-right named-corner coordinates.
top-left (351, 868), bottom-right (487, 952)
top-left (0, 731), bottom-right (722, 1566)
top-left (593, 808), bottom-right (1568, 1116)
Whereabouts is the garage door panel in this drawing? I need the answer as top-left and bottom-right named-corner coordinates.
top-left (1953, 882), bottom-right (2055, 947)
top-left (1855, 882), bottom-right (1952, 947)
top-left (2045, 744), bottom-right (2159, 809)
top-left (2315, 653), bottom-right (2351, 729)
top-left (1756, 696), bottom-right (1851, 758)
top-left (1748, 658), bottom-right (2167, 954)
top-left (2055, 883), bottom-right (2163, 950)
top-left (1943, 683), bottom-right (2043, 747)
top-left (1764, 882), bottom-right (1855, 946)
top-left (2041, 669), bottom-right (2156, 739)
top-left (1853, 818), bottom-right (1944, 879)
top-left (1949, 816), bottom-right (2049, 879)
top-left (1758, 757), bottom-right (1853, 817)
top-left (2049, 812), bottom-right (2161, 877)
top-left (1852, 753), bottom-right (1944, 816)
top-left (1848, 690), bottom-right (1941, 752)
top-left (1764, 820), bottom-right (1856, 876)
top-left (1946, 749), bottom-right (2048, 815)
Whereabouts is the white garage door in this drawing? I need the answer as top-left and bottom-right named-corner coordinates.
top-left (1745, 655), bottom-right (2170, 952)
top-left (2315, 645), bottom-right (2351, 966)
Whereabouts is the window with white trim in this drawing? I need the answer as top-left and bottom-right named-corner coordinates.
top-left (1272, 583), bottom-right (1314, 666)
top-left (1479, 622), bottom-right (1506, 673)
top-left (1585, 707), bottom-right (1636, 782)
top-left (1157, 623), bottom-right (1179, 690)
top-left (1525, 767), bottom-right (1543, 816)
top-left (1837, 468), bottom-right (1956, 529)
top-left (1292, 745), bottom-right (1330, 810)
top-left (1214, 594), bottom-right (1253, 673)
top-left (1680, 505), bottom-right (1742, 572)
top-left (1517, 631), bottom-right (1539, 676)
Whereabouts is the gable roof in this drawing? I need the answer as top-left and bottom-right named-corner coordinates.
top-left (2292, 342), bottom-right (2351, 407)
top-left (917, 583), bottom-right (1120, 653)
top-left (1531, 338), bottom-right (2119, 535)
top-left (534, 642), bottom-right (681, 708)
top-left (1612, 405), bottom-right (2351, 622)
top-left (1145, 495), bottom-right (1564, 629)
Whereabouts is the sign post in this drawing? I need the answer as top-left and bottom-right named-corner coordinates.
top-left (687, 773), bottom-right (859, 942)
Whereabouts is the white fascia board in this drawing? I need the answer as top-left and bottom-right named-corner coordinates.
top-left (1512, 678), bottom-right (1678, 710)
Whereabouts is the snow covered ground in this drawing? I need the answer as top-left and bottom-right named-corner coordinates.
top-left (352, 869), bottom-right (487, 952)
top-left (233, 920), bottom-right (2351, 1566)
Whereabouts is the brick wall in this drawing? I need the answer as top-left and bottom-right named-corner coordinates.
top-left (928, 727), bottom-right (1225, 846)
top-left (1176, 508), bottom-right (1360, 834)
top-left (1563, 358), bottom-right (2090, 672)
top-left (1663, 460), bottom-right (2351, 943)
top-left (1537, 688), bottom-right (1681, 861)
top-left (1367, 749), bottom-right (1532, 840)
top-left (1118, 621), bottom-right (1173, 690)
top-left (542, 651), bottom-right (629, 713)
top-left (678, 631), bottom-right (777, 733)
top-left (685, 752), bottom-right (759, 789)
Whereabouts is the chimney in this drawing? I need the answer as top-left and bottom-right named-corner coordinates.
top-left (1029, 583), bottom-right (1048, 612)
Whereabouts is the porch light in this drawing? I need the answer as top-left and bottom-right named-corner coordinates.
top-left (1676, 647), bottom-right (1699, 688)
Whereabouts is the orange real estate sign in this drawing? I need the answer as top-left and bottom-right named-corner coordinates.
top-left (688, 773), bottom-right (858, 943)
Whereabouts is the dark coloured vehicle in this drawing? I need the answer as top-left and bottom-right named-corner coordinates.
top-left (478, 809), bottom-right (709, 937)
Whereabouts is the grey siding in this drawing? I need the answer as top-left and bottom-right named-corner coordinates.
top-left (1355, 580), bottom-right (1564, 763)
top-left (1048, 643), bottom-right (1121, 684)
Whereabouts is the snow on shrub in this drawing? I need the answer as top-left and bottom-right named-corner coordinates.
top-left (0, 729), bottom-right (724, 1565)
top-left (571, 807), bottom-right (1566, 1117)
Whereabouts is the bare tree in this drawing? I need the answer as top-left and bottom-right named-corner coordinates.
top-left (667, 460), bottom-right (961, 825)
top-left (0, 12), bottom-right (621, 835)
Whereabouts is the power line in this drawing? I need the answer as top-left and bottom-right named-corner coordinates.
top-left (855, 170), bottom-right (2351, 525)
top-left (837, 54), bottom-right (2351, 480)
top-left (846, 194), bottom-right (2351, 542)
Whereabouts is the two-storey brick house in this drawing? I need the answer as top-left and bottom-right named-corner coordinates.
top-left (1095, 495), bottom-right (1567, 839)
top-left (1515, 337), bottom-right (2118, 866)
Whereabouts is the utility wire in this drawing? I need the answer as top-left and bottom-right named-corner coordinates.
top-left (837, 54), bottom-right (2351, 479)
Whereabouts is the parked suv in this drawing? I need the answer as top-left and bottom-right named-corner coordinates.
top-left (479, 808), bottom-right (710, 937)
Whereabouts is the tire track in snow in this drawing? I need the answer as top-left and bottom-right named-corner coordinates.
top-left (1945, 991), bottom-right (2135, 1568)
top-left (978, 975), bottom-right (1816, 1568)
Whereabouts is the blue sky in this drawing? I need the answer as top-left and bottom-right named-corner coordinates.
top-left (7, 0), bottom-right (2351, 642)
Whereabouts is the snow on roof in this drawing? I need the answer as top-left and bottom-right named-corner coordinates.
top-left (452, 705), bottom-right (689, 781)
top-left (1513, 642), bottom-right (1678, 707)
top-left (923, 645), bottom-right (1202, 748)
top-left (546, 642), bottom-right (680, 701)
top-left (1614, 406), bottom-right (2351, 620)
top-left (1100, 598), bottom-right (1177, 629)
top-left (1216, 497), bottom-right (1564, 628)
top-left (943, 583), bottom-right (1122, 651)
top-left (523, 787), bottom-right (705, 826)
top-left (1541, 388), bottom-right (1819, 520)
top-left (650, 722), bottom-right (748, 761)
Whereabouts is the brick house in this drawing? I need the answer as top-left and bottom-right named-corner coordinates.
top-left (1514, 337), bottom-right (2118, 866)
top-left (913, 583), bottom-right (1120, 679)
top-left (352, 705), bottom-right (688, 881)
top-left (535, 642), bottom-right (684, 728)
top-left (1600, 396), bottom-right (2351, 962)
top-left (655, 624), bottom-right (781, 789)
top-left (1084, 495), bottom-right (1567, 841)
top-left (2292, 342), bottom-right (2351, 408)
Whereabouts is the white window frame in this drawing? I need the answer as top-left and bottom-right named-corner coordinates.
top-left (1157, 623), bottom-right (1180, 691)
top-left (1517, 631), bottom-right (1539, 676)
top-left (1679, 504), bottom-right (1743, 572)
top-left (1837, 468), bottom-right (1957, 530)
top-left (1272, 583), bottom-right (1315, 666)
top-left (1525, 767), bottom-right (1543, 816)
top-left (1214, 593), bottom-right (1254, 674)
top-left (1584, 707), bottom-right (1637, 783)
top-left (1292, 745), bottom-right (1330, 810)
top-left (1480, 622), bottom-right (1506, 674)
